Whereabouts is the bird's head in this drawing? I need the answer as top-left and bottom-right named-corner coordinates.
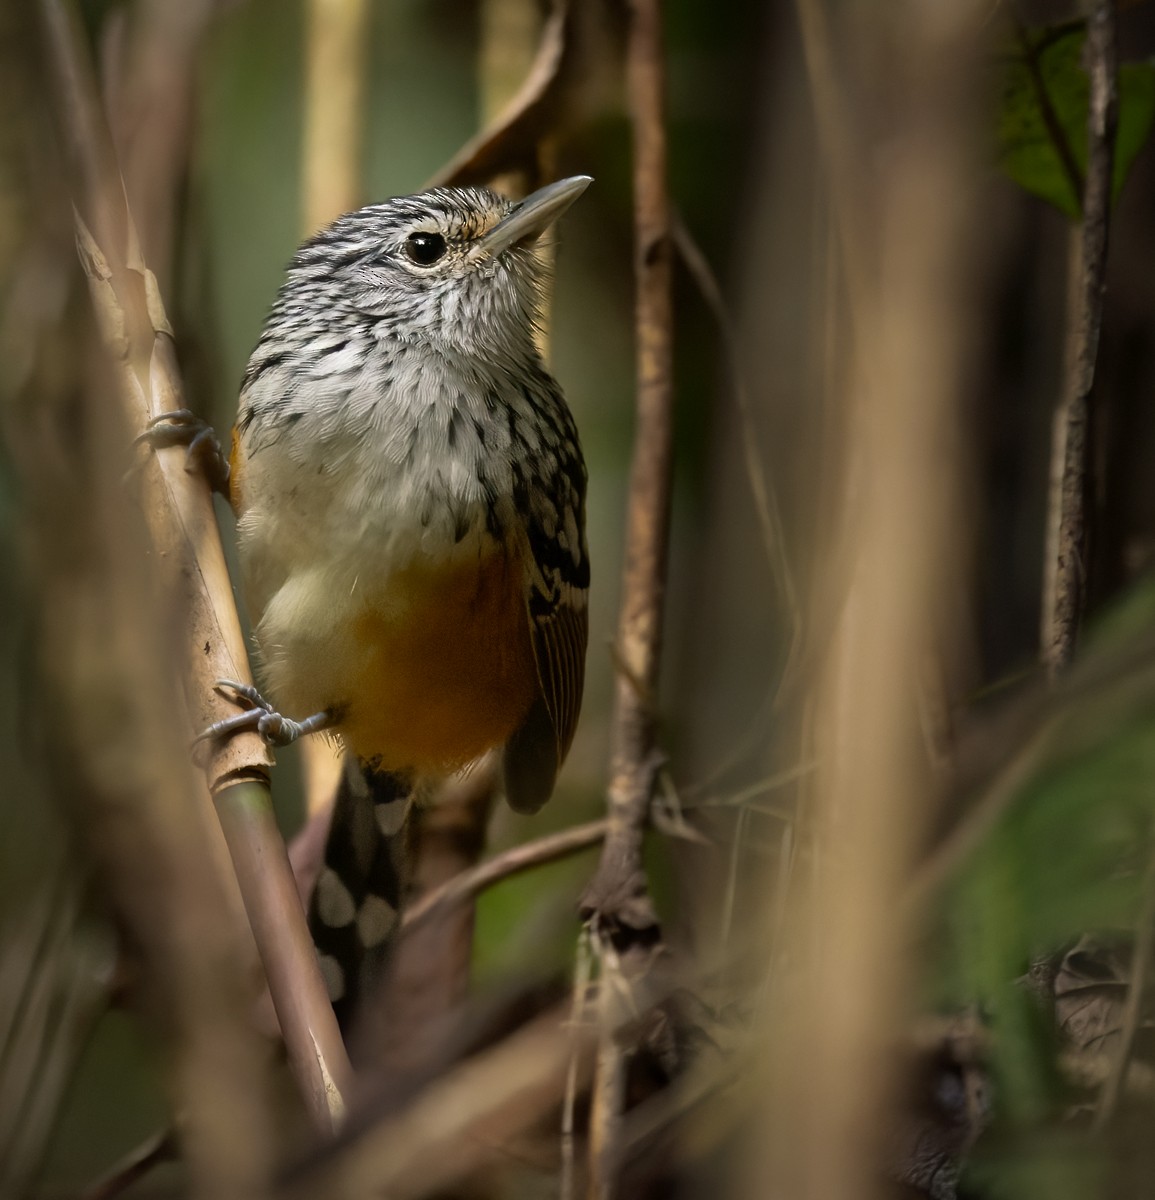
top-left (286, 176), bottom-right (592, 361)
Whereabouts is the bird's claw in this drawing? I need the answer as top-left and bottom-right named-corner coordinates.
top-left (134, 409), bottom-right (230, 494)
top-left (194, 679), bottom-right (334, 750)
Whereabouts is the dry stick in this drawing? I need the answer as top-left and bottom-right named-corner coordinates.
top-left (79, 1132), bottom-right (177, 1200)
top-left (561, 930), bottom-right (596, 1200)
top-left (581, 1), bottom-right (673, 1196)
top-left (904, 724), bottom-right (1054, 914)
top-left (287, 1008), bottom-right (596, 1200)
top-left (39, 0), bottom-right (352, 1129)
top-left (1041, 0), bottom-right (1118, 679)
top-left (101, 0), bottom-right (216, 292)
top-left (429, 0), bottom-right (572, 191)
top-left (401, 818), bottom-right (609, 936)
top-left (671, 216), bottom-right (801, 679)
top-left (579, 0), bottom-right (672, 935)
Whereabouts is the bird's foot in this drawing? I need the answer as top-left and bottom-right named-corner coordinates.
top-left (196, 679), bottom-right (336, 749)
top-left (134, 409), bottom-right (230, 495)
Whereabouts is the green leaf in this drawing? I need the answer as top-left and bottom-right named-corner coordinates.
top-left (1118, 58), bottom-right (1155, 202)
top-left (997, 25), bottom-right (1155, 219)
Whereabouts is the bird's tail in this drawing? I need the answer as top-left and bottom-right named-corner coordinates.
top-left (307, 757), bottom-right (414, 1029)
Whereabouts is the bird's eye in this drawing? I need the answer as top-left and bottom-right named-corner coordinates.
top-left (405, 231), bottom-right (448, 266)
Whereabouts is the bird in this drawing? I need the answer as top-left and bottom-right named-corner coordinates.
top-left (151, 176), bottom-right (591, 1023)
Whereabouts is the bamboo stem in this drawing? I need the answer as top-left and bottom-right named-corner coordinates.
top-left (39, 0), bottom-right (352, 1130)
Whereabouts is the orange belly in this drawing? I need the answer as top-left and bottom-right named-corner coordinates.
top-left (336, 543), bottom-right (538, 772)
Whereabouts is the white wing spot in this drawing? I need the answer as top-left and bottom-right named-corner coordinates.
top-left (357, 894), bottom-right (398, 948)
top-left (315, 867), bottom-right (356, 927)
top-left (375, 799), bottom-right (409, 837)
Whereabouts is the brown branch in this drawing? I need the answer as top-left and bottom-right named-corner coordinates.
top-left (100, 0), bottom-right (216, 291)
top-left (38, 0), bottom-right (352, 1129)
top-left (578, 0), bottom-right (671, 939)
top-left (284, 1007), bottom-right (595, 1200)
top-left (302, 0), bottom-right (369, 235)
top-left (430, 0), bottom-right (573, 190)
top-left (578, 2), bottom-right (673, 1195)
top-left (401, 817), bottom-right (609, 936)
top-left (1040, 0), bottom-right (1118, 678)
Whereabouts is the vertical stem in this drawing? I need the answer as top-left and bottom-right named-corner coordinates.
top-left (583, 1), bottom-right (672, 1194)
top-left (1040, 0), bottom-right (1118, 677)
top-left (40, 0), bottom-right (353, 1132)
top-left (580, 0), bottom-right (672, 933)
top-left (755, 3), bottom-right (980, 1196)
top-left (302, 0), bottom-right (370, 235)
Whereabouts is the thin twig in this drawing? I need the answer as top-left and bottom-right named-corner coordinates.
top-left (39, 0), bottom-right (352, 1128)
top-left (80, 1131), bottom-right (176, 1200)
top-left (905, 724), bottom-right (1054, 913)
top-left (1040, 0), bottom-right (1118, 677)
top-left (285, 1008), bottom-right (595, 1199)
top-left (401, 817), bottom-right (609, 936)
top-left (561, 928), bottom-right (596, 1200)
top-left (671, 214), bottom-right (801, 667)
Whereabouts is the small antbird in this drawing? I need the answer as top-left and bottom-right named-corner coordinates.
top-left (157, 177), bottom-right (591, 1021)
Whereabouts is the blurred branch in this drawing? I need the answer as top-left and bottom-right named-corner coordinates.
top-left (402, 816), bottom-right (609, 937)
top-left (0, 867), bottom-right (110, 1195)
top-left (430, 0), bottom-right (575, 189)
top-left (286, 1007), bottom-right (594, 1200)
top-left (101, 0), bottom-right (217, 290)
top-left (38, 0), bottom-right (352, 1130)
top-left (906, 724), bottom-right (1054, 911)
top-left (302, 0), bottom-right (369, 235)
top-left (579, 0), bottom-right (670, 939)
top-left (915, 633), bottom-right (1155, 903)
top-left (671, 214), bottom-right (800, 674)
top-left (765, 3), bottom-right (982, 1197)
top-left (1040, 0), bottom-right (1118, 678)
top-left (792, 0), bottom-right (870, 326)
top-left (80, 1130), bottom-right (176, 1200)
top-left (580, 0), bottom-right (673, 1194)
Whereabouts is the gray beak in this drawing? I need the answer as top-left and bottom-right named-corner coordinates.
top-left (476, 175), bottom-right (592, 257)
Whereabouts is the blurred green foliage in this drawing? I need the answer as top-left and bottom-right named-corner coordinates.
top-left (997, 23), bottom-right (1155, 218)
top-left (936, 576), bottom-right (1155, 1189)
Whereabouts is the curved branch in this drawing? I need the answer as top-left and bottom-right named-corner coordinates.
top-left (401, 818), bottom-right (609, 936)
